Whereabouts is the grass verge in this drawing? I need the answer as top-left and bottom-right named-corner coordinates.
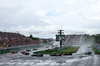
top-left (34, 46), bottom-right (79, 54)
top-left (58, 46), bottom-right (79, 53)
top-left (91, 46), bottom-right (100, 54)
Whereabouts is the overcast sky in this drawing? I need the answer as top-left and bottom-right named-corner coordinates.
top-left (0, 0), bottom-right (100, 38)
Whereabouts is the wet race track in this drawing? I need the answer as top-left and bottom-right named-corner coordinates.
top-left (0, 45), bottom-right (100, 66)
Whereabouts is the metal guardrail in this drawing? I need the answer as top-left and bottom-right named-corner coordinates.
top-left (0, 43), bottom-right (52, 50)
top-left (0, 43), bottom-right (52, 54)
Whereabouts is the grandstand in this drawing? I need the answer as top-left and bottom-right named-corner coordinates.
top-left (0, 31), bottom-right (39, 48)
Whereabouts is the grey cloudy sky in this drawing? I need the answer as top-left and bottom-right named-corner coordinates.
top-left (0, 0), bottom-right (100, 38)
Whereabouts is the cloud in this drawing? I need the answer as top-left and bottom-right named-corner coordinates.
top-left (64, 0), bottom-right (76, 5)
top-left (0, 0), bottom-right (100, 38)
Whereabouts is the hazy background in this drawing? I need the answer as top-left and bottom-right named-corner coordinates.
top-left (0, 0), bottom-right (100, 38)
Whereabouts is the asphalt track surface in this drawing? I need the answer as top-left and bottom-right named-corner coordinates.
top-left (0, 45), bottom-right (100, 66)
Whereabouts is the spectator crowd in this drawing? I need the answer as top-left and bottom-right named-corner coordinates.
top-left (0, 31), bottom-right (39, 48)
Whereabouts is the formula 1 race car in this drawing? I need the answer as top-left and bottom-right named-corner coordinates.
top-left (46, 47), bottom-right (49, 48)
top-left (24, 53), bottom-right (30, 55)
top-left (85, 52), bottom-right (92, 55)
top-left (31, 54), bottom-right (43, 57)
top-left (11, 51), bottom-right (18, 54)
top-left (62, 52), bottom-right (72, 55)
top-left (33, 48), bottom-right (38, 50)
top-left (50, 54), bottom-right (62, 56)
top-left (21, 51), bottom-right (25, 54)
top-left (26, 50), bottom-right (31, 52)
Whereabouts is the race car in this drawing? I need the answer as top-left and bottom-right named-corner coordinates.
top-left (31, 54), bottom-right (43, 57)
top-left (26, 50), bottom-right (31, 52)
top-left (50, 54), bottom-right (62, 56)
top-left (11, 51), bottom-right (18, 54)
top-left (46, 47), bottom-right (49, 48)
top-left (21, 51), bottom-right (25, 54)
top-left (33, 48), bottom-right (38, 50)
top-left (62, 52), bottom-right (72, 55)
top-left (24, 53), bottom-right (30, 55)
top-left (85, 52), bottom-right (92, 55)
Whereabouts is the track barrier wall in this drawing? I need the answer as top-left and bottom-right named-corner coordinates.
top-left (0, 44), bottom-right (51, 54)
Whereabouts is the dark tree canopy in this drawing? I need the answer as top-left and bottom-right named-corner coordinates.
top-left (92, 34), bottom-right (100, 43)
top-left (29, 34), bottom-right (40, 41)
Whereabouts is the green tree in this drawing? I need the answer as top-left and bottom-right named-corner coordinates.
top-left (29, 34), bottom-right (40, 41)
top-left (29, 34), bottom-right (33, 38)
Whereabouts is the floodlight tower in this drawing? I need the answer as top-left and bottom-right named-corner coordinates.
top-left (56, 30), bottom-right (65, 48)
